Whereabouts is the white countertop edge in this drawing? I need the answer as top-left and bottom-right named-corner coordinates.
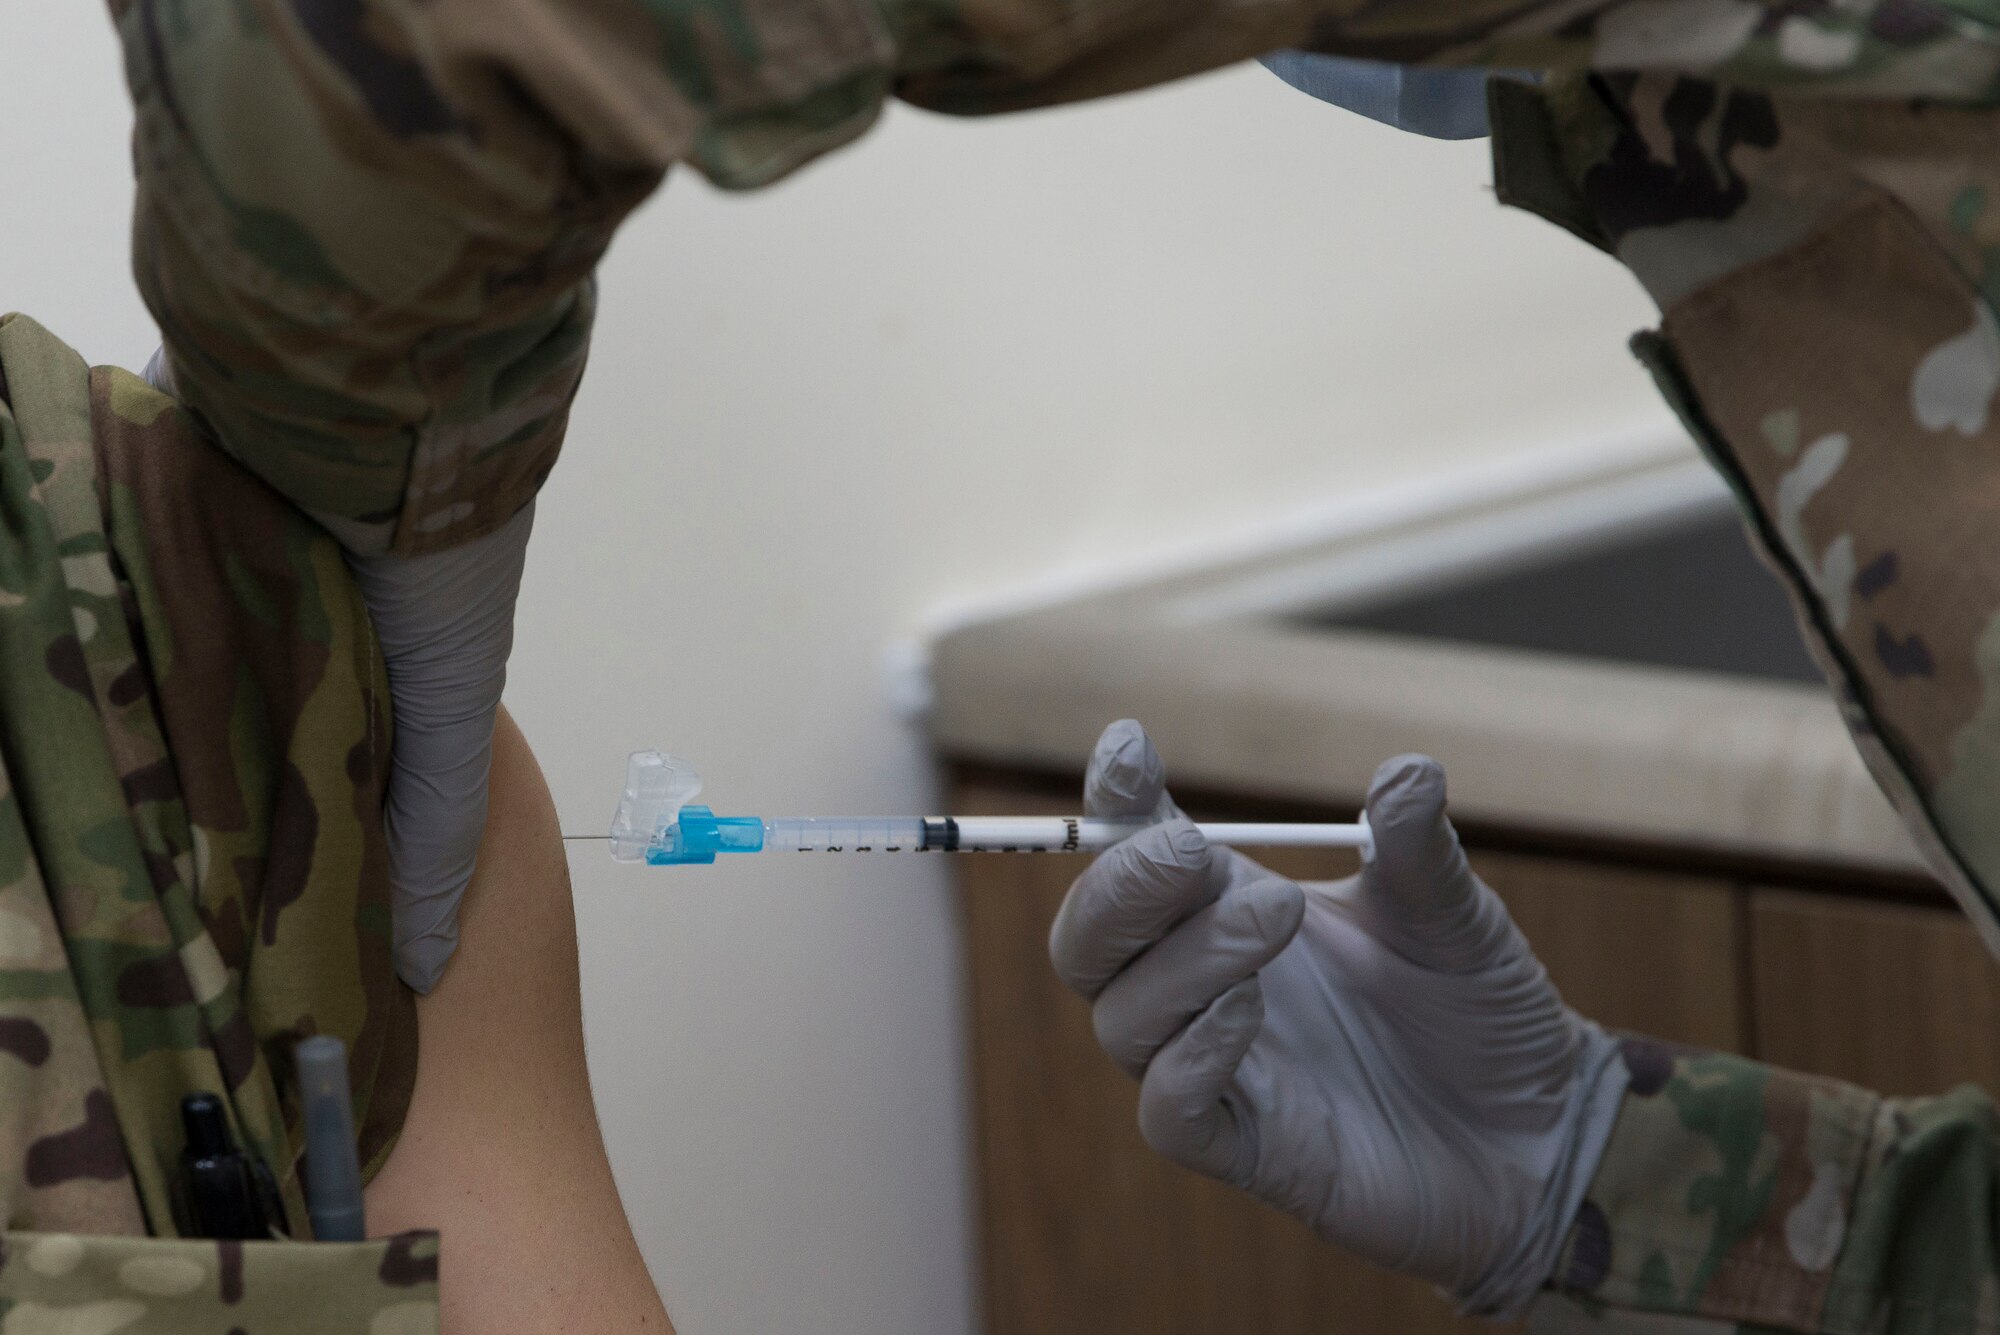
top-left (930, 609), bottom-right (1926, 876)
top-left (920, 437), bottom-right (1926, 879)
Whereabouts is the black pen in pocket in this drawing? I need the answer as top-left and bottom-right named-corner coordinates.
top-left (175, 1093), bottom-right (273, 1240)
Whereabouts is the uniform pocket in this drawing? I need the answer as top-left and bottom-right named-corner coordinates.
top-left (0, 1230), bottom-right (439, 1335)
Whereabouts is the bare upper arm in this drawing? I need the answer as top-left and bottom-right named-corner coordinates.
top-left (364, 706), bottom-right (672, 1334)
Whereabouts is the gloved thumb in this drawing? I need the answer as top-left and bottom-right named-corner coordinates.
top-left (349, 502), bottom-right (534, 993)
top-left (1359, 754), bottom-right (1506, 972)
top-left (1084, 719), bottom-right (1179, 821)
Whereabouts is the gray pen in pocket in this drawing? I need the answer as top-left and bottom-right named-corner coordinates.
top-left (295, 1035), bottom-right (366, 1241)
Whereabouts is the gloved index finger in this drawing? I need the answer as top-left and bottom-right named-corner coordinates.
top-left (1049, 820), bottom-right (1225, 1000)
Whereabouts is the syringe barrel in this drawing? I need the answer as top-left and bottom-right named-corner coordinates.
top-left (762, 817), bottom-right (1114, 852)
top-left (763, 817), bottom-right (931, 852)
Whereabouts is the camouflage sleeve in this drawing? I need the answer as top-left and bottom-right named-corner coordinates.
top-left (115, 0), bottom-right (2000, 555)
top-left (1539, 1036), bottom-right (2000, 1334)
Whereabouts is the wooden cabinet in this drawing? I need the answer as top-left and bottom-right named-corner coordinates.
top-left (1478, 853), bottom-right (1748, 1052)
top-left (953, 775), bottom-right (1981, 1335)
top-left (1748, 890), bottom-right (2000, 1095)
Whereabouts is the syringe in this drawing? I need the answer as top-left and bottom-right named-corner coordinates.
top-left (607, 751), bottom-right (1372, 865)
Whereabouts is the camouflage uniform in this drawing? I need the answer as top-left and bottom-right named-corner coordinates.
top-left (105, 0), bottom-right (2000, 1330)
top-left (1486, 64), bottom-right (2000, 1333)
top-left (1535, 1038), bottom-right (2000, 1334)
top-left (0, 311), bottom-right (433, 1327)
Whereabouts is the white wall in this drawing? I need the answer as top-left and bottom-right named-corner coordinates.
top-left (1, 11), bottom-right (1666, 1333)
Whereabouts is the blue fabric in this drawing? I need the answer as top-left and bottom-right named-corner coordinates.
top-left (1260, 51), bottom-right (1495, 141)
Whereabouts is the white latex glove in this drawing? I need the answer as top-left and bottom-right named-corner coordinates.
top-left (1049, 721), bottom-right (1628, 1317)
top-left (145, 347), bottom-right (529, 993)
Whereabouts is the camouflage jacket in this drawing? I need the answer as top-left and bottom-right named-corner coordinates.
top-left (110, 1), bottom-right (2000, 1332)
top-left (1490, 66), bottom-right (2000, 1335)
top-left (0, 312), bottom-right (432, 1328)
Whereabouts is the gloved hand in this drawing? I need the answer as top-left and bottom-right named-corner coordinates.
top-left (1049, 721), bottom-right (1628, 1317)
top-left (344, 507), bottom-right (531, 993)
top-left (144, 348), bottom-right (529, 994)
